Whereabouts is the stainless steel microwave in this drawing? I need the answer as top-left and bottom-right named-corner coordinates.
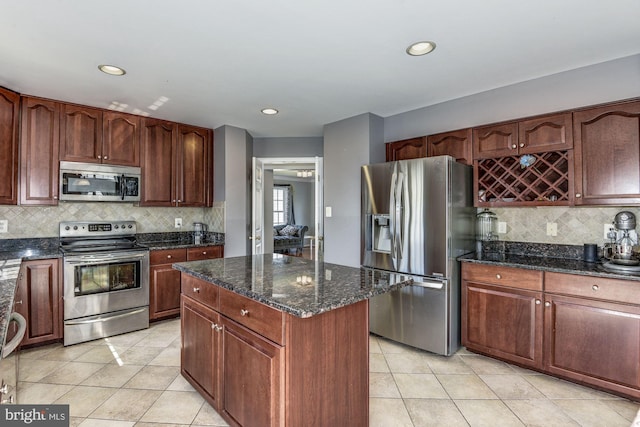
top-left (59, 161), bottom-right (141, 202)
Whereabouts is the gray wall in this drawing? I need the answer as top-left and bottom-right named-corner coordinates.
top-left (323, 113), bottom-right (384, 267)
top-left (384, 54), bottom-right (640, 142)
top-left (253, 136), bottom-right (323, 157)
top-left (214, 125), bottom-right (253, 257)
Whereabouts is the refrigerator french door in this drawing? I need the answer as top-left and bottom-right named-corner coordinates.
top-left (361, 156), bottom-right (475, 356)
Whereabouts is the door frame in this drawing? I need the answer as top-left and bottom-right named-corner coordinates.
top-left (251, 156), bottom-right (323, 259)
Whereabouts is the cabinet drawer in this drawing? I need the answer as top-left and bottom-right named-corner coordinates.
top-left (462, 263), bottom-right (543, 291)
top-left (545, 272), bottom-right (640, 304)
top-left (187, 245), bottom-right (223, 261)
top-left (219, 287), bottom-right (284, 345)
top-left (151, 248), bottom-right (187, 265)
top-left (182, 274), bottom-right (219, 310)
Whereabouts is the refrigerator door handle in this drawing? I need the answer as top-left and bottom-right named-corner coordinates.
top-left (389, 170), bottom-right (398, 268)
top-left (395, 171), bottom-right (405, 262)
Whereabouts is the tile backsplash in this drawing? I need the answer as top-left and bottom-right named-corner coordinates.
top-left (491, 206), bottom-right (640, 246)
top-left (0, 202), bottom-right (225, 239)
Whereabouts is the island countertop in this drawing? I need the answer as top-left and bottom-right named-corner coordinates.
top-left (173, 254), bottom-right (412, 318)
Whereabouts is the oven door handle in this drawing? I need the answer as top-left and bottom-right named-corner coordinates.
top-left (64, 252), bottom-right (148, 264)
top-left (65, 307), bottom-right (147, 325)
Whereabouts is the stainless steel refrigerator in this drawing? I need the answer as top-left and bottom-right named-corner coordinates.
top-left (361, 155), bottom-right (475, 356)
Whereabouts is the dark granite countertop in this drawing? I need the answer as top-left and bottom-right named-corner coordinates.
top-left (173, 254), bottom-right (413, 318)
top-left (459, 243), bottom-right (640, 283)
top-left (137, 231), bottom-right (224, 251)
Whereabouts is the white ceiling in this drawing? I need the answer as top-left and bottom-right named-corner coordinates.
top-left (1, 1), bottom-right (638, 138)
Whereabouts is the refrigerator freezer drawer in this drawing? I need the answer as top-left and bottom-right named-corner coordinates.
top-left (369, 280), bottom-right (458, 356)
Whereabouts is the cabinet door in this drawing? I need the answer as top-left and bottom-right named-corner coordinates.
top-left (462, 281), bottom-right (543, 369)
top-left (0, 88), bottom-right (19, 205)
top-left (14, 259), bottom-right (62, 346)
top-left (544, 294), bottom-right (640, 397)
top-left (573, 101), bottom-right (640, 205)
top-left (140, 118), bottom-right (177, 206)
top-left (176, 125), bottom-right (212, 207)
top-left (59, 104), bottom-right (103, 163)
top-left (427, 128), bottom-right (472, 165)
top-left (221, 318), bottom-right (284, 427)
top-left (150, 265), bottom-right (182, 320)
top-left (20, 97), bottom-right (60, 205)
top-left (519, 112), bottom-right (573, 154)
top-left (385, 137), bottom-right (427, 161)
top-left (102, 111), bottom-right (140, 166)
top-left (473, 122), bottom-right (519, 159)
top-left (181, 296), bottom-right (220, 406)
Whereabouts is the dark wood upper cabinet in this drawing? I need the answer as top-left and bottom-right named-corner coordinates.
top-left (140, 118), bottom-right (177, 207)
top-left (0, 87), bottom-right (20, 205)
top-left (473, 122), bottom-right (519, 159)
top-left (59, 104), bottom-right (102, 163)
top-left (20, 97), bottom-right (60, 205)
top-left (60, 105), bottom-right (140, 166)
top-left (427, 128), bottom-right (473, 165)
top-left (177, 124), bottom-right (212, 207)
top-left (385, 137), bottom-right (427, 161)
top-left (102, 111), bottom-right (141, 166)
top-left (573, 100), bottom-right (640, 205)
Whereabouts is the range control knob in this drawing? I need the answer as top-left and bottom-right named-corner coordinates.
top-left (65, 226), bottom-right (70, 231)
top-left (73, 226), bottom-right (78, 230)
top-left (114, 225), bottom-right (119, 229)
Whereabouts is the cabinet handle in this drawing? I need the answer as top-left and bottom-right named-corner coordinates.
top-left (496, 274), bottom-right (502, 279)
top-left (240, 309), bottom-right (249, 316)
top-left (592, 285), bottom-right (599, 291)
top-left (544, 301), bottom-right (551, 307)
top-left (14, 300), bottom-right (22, 305)
top-left (193, 287), bottom-right (200, 293)
top-left (535, 299), bottom-right (541, 305)
top-left (575, 193), bottom-right (581, 198)
top-left (510, 144), bottom-right (516, 149)
top-left (211, 323), bottom-right (222, 332)
top-left (519, 143), bottom-right (524, 148)
top-left (167, 255), bottom-right (172, 259)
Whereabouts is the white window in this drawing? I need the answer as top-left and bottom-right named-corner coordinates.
top-left (273, 187), bottom-right (287, 225)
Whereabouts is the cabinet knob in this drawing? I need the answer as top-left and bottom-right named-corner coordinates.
top-left (211, 323), bottom-right (222, 332)
top-left (14, 300), bottom-right (22, 305)
top-left (510, 144), bottom-right (517, 149)
top-left (53, 196), bottom-right (58, 200)
top-left (544, 301), bottom-right (551, 307)
top-left (496, 274), bottom-right (502, 279)
top-left (202, 251), bottom-right (207, 255)
top-left (167, 255), bottom-right (172, 259)
top-left (172, 200), bottom-right (176, 202)
top-left (519, 143), bottom-right (525, 148)
top-left (592, 285), bottom-right (599, 291)
top-left (97, 155), bottom-right (102, 159)
top-left (240, 309), bottom-right (249, 316)
top-left (535, 299), bottom-right (541, 305)
top-left (575, 193), bottom-right (582, 198)
top-left (193, 287), bottom-right (200, 293)
top-left (103, 156), bottom-right (108, 160)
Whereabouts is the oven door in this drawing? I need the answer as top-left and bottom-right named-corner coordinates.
top-left (63, 250), bottom-right (149, 321)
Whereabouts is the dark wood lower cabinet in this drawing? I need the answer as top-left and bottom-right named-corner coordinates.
top-left (544, 294), bottom-right (640, 397)
top-left (462, 282), bottom-right (543, 369)
top-left (180, 273), bottom-right (369, 427)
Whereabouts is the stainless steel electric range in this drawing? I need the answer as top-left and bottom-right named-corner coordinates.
top-left (59, 221), bottom-right (150, 346)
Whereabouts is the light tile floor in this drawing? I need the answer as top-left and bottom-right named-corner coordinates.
top-left (15, 318), bottom-right (640, 426)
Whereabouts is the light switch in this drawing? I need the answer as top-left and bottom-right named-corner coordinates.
top-left (497, 222), bottom-right (507, 234)
top-left (0, 220), bottom-right (7, 233)
top-left (325, 207), bottom-right (332, 217)
top-left (546, 222), bottom-right (557, 236)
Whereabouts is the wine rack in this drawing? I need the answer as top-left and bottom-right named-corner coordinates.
top-left (475, 150), bottom-right (571, 206)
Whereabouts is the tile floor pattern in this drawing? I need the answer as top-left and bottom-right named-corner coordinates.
top-left (14, 318), bottom-right (640, 427)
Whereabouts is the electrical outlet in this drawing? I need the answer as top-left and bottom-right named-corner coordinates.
top-left (174, 218), bottom-right (182, 228)
top-left (497, 221), bottom-right (507, 234)
top-left (0, 220), bottom-right (7, 233)
top-left (546, 222), bottom-right (557, 237)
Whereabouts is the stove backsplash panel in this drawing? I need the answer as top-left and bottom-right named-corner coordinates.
top-left (0, 202), bottom-right (225, 239)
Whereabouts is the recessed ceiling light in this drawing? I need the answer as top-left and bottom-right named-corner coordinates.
top-left (261, 108), bottom-right (279, 115)
top-left (406, 41), bottom-right (436, 56)
top-left (98, 64), bottom-right (126, 76)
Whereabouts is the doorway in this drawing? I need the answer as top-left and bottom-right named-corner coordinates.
top-left (251, 157), bottom-right (323, 260)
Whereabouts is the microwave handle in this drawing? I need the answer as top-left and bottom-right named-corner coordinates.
top-left (120, 174), bottom-right (125, 200)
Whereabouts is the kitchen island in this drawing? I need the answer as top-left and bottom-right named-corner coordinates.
top-left (173, 254), bottom-right (412, 427)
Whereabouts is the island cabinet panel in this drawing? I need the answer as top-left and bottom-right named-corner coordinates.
top-left (220, 318), bottom-right (284, 427)
top-left (180, 273), bottom-right (370, 427)
top-left (544, 294), bottom-right (640, 397)
top-left (427, 128), bottom-right (473, 165)
top-left (20, 97), bottom-right (60, 205)
top-left (0, 87), bottom-right (20, 205)
top-left (573, 100), bottom-right (640, 205)
top-left (181, 296), bottom-right (221, 406)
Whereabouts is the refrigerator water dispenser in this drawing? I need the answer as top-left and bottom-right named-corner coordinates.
top-left (372, 214), bottom-right (391, 253)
